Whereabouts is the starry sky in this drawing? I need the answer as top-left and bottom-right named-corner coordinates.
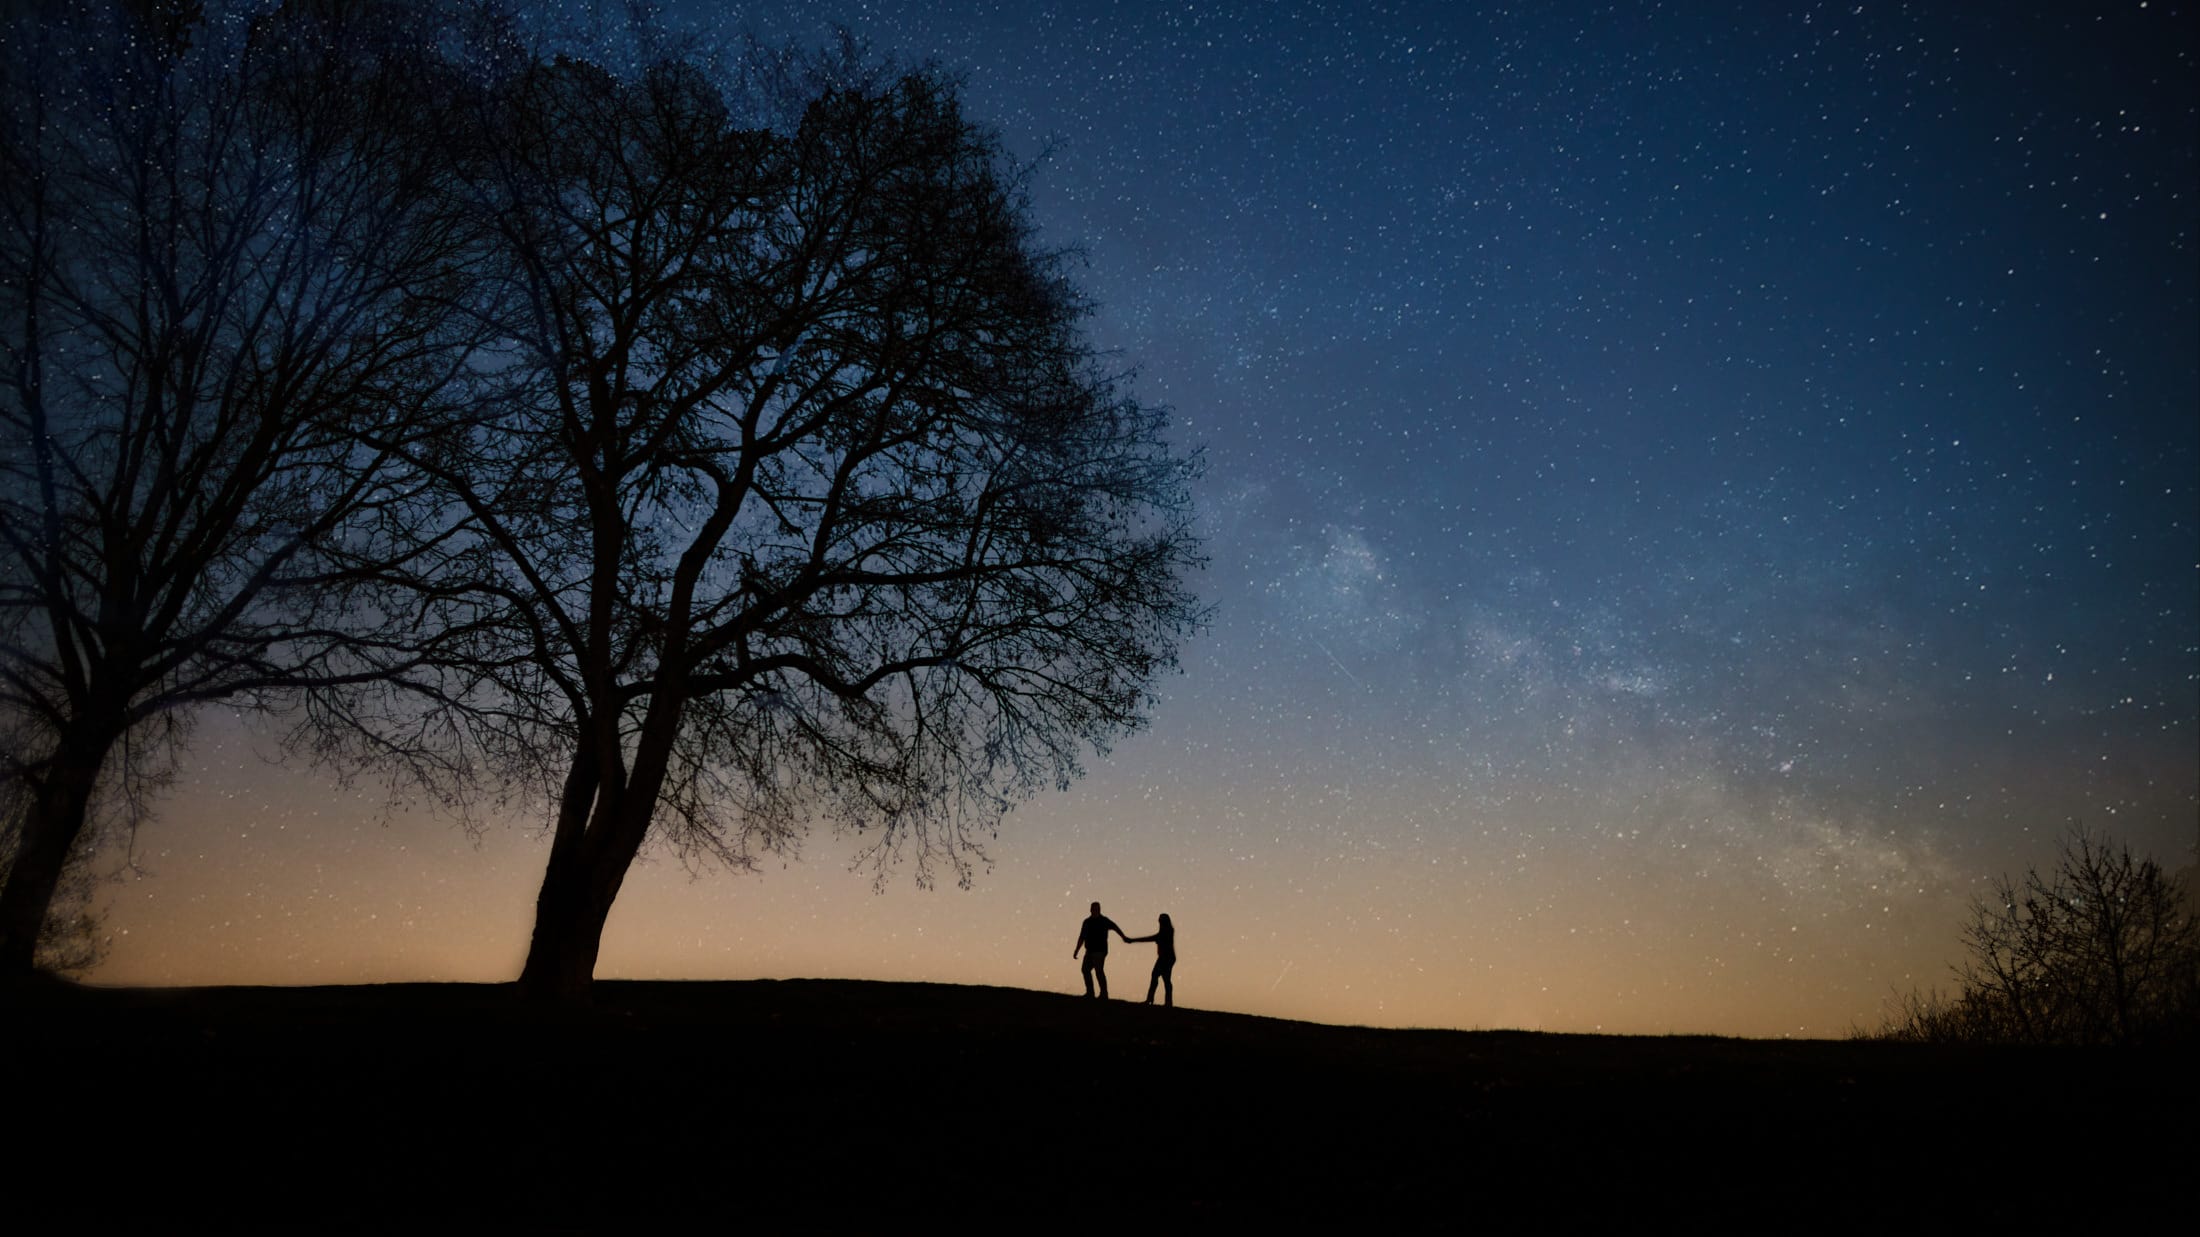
top-left (90, 0), bottom-right (2196, 1037)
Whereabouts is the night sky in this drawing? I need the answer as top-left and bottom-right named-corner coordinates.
top-left (92, 1), bottom-right (2196, 1037)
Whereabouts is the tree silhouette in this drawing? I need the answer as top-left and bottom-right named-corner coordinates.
top-left (408, 47), bottom-right (1202, 1001)
top-left (0, 0), bottom-right (486, 978)
top-left (1877, 826), bottom-right (2200, 1044)
top-left (0, 780), bottom-right (104, 975)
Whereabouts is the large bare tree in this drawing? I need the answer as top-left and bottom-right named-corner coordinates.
top-left (0, 1), bottom-right (484, 977)
top-left (424, 51), bottom-right (1202, 1001)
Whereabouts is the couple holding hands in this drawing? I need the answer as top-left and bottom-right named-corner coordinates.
top-left (1072, 902), bottom-right (1176, 1006)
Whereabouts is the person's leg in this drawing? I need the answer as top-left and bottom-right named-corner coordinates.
top-left (1096, 958), bottom-right (1109, 999)
top-left (1145, 962), bottom-right (1161, 1004)
top-left (1161, 964), bottom-right (1173, 1007)
top-left (1081, 956), bottom-right (1096, 997)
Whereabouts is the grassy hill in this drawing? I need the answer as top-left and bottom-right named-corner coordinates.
top-left (4, 978), bottom-right (2187, 1226)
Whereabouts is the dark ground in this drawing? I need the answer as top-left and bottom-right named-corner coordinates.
top-left (4, 978), bottom-right (2191, 1228)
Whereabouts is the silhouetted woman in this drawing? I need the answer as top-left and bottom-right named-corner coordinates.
top-left (1125, 913), bottom-right (1175, 1006)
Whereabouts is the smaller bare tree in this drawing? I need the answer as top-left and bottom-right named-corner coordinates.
top-left (1874, 826), bottom-right (2200, 1045)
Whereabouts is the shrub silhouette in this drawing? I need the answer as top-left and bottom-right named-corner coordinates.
top-left (1876, 826), bottom-right (2200, 1045)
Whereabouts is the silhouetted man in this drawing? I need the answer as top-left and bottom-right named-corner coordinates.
top-left (1072, 901), bottom-right (1126, 999)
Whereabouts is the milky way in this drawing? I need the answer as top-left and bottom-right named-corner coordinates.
top-left (97, 1), bottom-right (2194, 1036)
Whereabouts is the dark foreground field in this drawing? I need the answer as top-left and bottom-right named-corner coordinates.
top-left (5, 979), bottom-right (2191, 1227)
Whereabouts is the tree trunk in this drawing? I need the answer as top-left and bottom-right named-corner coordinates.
top-left (514, 703), bottom-right (687, 1003)
top-left (0, 729), bottom-right (112, 980)
top-left (514, 811), bottom-right (659, 1003)
top-left (515, 860), bottom-right (610, 1004)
